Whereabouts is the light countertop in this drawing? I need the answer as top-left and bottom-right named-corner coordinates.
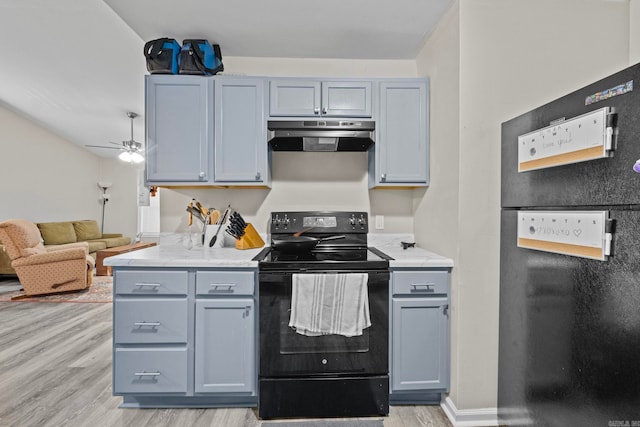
top-left (104, 233), bottom-right (453, 269)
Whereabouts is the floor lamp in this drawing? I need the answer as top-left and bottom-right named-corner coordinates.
top-left (98, 181), bottom-right (112, 234)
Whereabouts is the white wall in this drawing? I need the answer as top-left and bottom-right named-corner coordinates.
top-left (0, 104), bottom-right (102, 223)
top-left (97, 158), bottom-right (140, 240)
top-left (158, 57), bottom-right (420, 236)
top-left (414, 0), bottom-right (462, 406)
top-left (0, 104), bottom-right (140, 240)
top-left (412, 0), bottom-right (630, 413)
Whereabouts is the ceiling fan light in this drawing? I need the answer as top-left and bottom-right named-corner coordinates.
top-left (118, 151), bottom-right (133, 162)
top-left (131, 152), bottom-right (145, 163)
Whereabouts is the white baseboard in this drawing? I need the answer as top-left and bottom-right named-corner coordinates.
top-left (441, 396), bottom-right (499, 427)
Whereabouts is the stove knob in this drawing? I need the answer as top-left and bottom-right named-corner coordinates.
top-left (283, 214), bottom-right (290, 228)
top-left (357, 215), bottom-right (367, 227)
top-left (349, 215), bottom-right (356, 227)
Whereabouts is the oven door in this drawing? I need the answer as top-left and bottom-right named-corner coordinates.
top-left (259, 270), bottom-right (389, 378)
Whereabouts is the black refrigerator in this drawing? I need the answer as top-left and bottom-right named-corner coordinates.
top-left (500, 63), bottom-right (640, 426)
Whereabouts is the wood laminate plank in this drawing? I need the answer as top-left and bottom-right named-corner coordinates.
top-left (0, 302), bottom-right (453, 427)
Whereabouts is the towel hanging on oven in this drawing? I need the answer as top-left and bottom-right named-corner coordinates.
top-left (289, 273), bottom-right (371, 337)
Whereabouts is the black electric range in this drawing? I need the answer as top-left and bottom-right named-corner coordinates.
top-left (254, 211), bottom-right (393, 419)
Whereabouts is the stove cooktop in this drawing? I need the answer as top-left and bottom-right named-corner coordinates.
top-left (254, 246), bottom-right (392, 271)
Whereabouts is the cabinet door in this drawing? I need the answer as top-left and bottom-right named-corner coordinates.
top-left (214, 79), bottom-right (269, 184)
top-left (391, 297), bottom-right (449, 391)
top-left (195, 299), bottom-right (255, 394)
top-left (377, 80), bottom-right (429, 185)
top-left (322, 81), bottom-right (372, 117)
top-left (145, 75), bottom-right (213, 183)
top-left (269, 80), bottom-right (321, 116)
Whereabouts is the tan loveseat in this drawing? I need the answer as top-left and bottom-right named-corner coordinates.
top-left (0, 219), bottom-right (130, 275)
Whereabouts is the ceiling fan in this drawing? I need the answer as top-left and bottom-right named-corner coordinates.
top-left (86, 111), bottom-right (144, 163)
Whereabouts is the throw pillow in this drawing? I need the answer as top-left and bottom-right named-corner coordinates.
top-left (73, 220), bottom-right (102, 241)
top-left (37, 222), bottom-right (77, 245)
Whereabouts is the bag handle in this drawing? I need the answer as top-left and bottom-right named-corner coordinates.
top-left (185, 40), bottom-right (223, 75)
top-left (144, 38), bottom-right (172, 59)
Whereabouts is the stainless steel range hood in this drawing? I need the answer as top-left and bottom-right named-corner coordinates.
top-left (268, 120), bottom-right (375, 152)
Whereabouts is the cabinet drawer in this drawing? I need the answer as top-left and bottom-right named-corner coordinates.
top-left (114, 270), bottom-right (188, 295)
top-left (393, 271), bottom-right (448, 295)
top-left (114, 347), bottom-right (187, 394)
top-left (196, 271), bottom-right (255, 296)
top-left (114, 299), bottom-right (188, 344)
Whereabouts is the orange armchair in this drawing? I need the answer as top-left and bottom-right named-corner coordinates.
top-left (0, 219), bottom-right (94, 298)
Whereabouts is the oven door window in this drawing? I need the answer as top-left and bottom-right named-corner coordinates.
top-left (279, 298), bottom-right (369, 354)
top-left (259, 271), bottom-right (388, 377)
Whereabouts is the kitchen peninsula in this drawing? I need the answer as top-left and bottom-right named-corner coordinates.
top-left (105, 237), bottom-right (453, 409)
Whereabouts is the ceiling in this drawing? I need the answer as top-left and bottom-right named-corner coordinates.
top-left (0, 0), bottom-right (453, 159)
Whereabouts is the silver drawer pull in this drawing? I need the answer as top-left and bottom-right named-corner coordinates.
top-left (209, 283), bottom-right (236, 292)
top-left (134, 322), bottom-right (161, 327)
top-left (134, 371), bottom-right (160, 376)
top-left (135, 283), bottom-right (160, 287)
top-left (411, 283), bottom-right (435, 292)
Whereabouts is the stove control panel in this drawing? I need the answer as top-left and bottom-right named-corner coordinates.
top-left (270, 211), bottom-right (368, 233)
top-left (303, 216), bottom-right (337, 228)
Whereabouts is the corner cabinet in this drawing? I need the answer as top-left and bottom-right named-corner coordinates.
top-left (112, 267), bottom-right (257, 408)
top-left (390, 268), bottom-right (450, 404)
top-left (370, 79), bottom-right (430, 188)
top-left (269, 79), bottom-right (372, 117)
top-left (145, 75), bottom-right (213, 183)
top-left (214, 78), bottom-right (269, 185)
top-left (145, 75), bottom-right (271, 187)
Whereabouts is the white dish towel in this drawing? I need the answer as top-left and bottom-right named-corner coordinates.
top-left (289, 273), bottom-right (371, 337)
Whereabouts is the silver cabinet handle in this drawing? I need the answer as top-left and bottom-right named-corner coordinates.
top-left (135, 371), bottom-right (160, 376)
top-left (381, 173), bottom-right (387, 182)
top-left (209, 283), bottom-right (237, 292)
top-left (244, 305), bottom-right (252, 318)
top-left (314, 107), bottom-right (320, 115)
top-left (256, 171), bottom-right (261, 181)
top-left (134, 322), bottom-right (161, 327)
top-left (135, 283), bottom-right (160, 287)
top-left (199, 171), bottom-right (206, 179)
top-left (322, 107), bottom-right (327, 114)
top-left (411, 283), bottom-right (435, 292)
top-left (443, 304), bottom-right (449, 316)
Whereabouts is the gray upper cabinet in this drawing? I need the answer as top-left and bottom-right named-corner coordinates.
top-left (214, 78), bottom-right (269, 185)
top-left (371, 79), bottom-right (429, 187)
top-left (146, 75), bottom-right (213, 183)
top-left (269, 79), bottom-right (372, 117)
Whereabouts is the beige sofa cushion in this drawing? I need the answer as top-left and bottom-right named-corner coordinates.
top-left (37, 222), bottom-right (77, 245)
top-left (73, 220), bottom-right (102, 241)
top-left (86, 241), bottom-right (108, 253)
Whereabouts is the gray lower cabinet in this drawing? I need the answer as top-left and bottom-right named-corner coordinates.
top-left (370, 79), bottom-right (429, 188)
top-left (390, 269), bottom-right (450, 404)
top-left (194, 270), bottom-right (256, 394)
top-left (112, 268), bottom-right (257, 408)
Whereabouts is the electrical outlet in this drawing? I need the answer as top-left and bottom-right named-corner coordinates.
top-left (375, 215), bottom-right (384, 230)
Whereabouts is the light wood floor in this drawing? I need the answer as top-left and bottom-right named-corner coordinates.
top-left (0, 301), bottom-right (453, 427)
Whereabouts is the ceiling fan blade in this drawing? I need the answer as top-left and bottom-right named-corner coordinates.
top-left (108, 141), bottom-right (123, 147)
top-left (85, 145), bottom-right (124, 150)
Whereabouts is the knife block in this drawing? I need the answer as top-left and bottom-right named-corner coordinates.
top-left (235, 223), bottom-right (265, 250)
